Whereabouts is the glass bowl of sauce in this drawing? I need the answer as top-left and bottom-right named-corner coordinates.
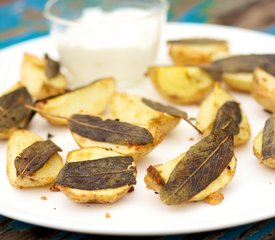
top-left (44, 0), bottom-right (168, 88)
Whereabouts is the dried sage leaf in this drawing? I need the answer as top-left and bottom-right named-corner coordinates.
top-left (69, 114), bottom-right (154, 145)
top-left (213, 54), bottom-right (275, 73)
top-left (0, 87), bottom-right (33, 133)
top-left (212, 101), bottom-right (242, 135)
top-left (197, 64), bottom-right (222, 81)
top-left (45, 54), bottom-right (60, 78)
top-left (142, 98), bottom-right (187, 119)
top-left (168, 38), bottom-right (227, 45)
top-left (262, 115), bottom-right (275, 160)
top-left (142, 98), bottom-right (202, 133)
top-left (15, 140), bottom-right (62, 178)
top-left (159, 130), bottom-right (234, 205)
top-left (55, 156), bottom-right (136, 190)
top-left (261, 64), bottom-right (275, 76)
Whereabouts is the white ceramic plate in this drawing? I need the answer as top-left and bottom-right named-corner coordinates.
top-left (0, 23), bottom-right (275, 236)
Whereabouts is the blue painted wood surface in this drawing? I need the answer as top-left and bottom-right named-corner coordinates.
top-left (0, 0), bottom-right (275, 239)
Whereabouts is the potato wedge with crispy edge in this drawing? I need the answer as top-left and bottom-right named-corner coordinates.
top-left (111, 93), bottom-right (180, 135)
top-left (196, 84), bottom-right (250, 146)
top-left (253, 130), bottom-right (275, 168)
top-left (7, 129), bottom-right (63, 188)
top-left (35, 78), bottom-right (115, 125)
top-left (168, 38), bottom-right (229, 65)
top-left (252, 67), bottom-right (275, 113)
top-left (148, 66), bottom-right (215, 104)
top-left (144, 152), bottom-right (236, 204)
top-left (253, 115), bottom-right (275, 168)
top-left (56, 147), bottom-right (136, 203)
top-left (213, 54), bottom-right (275, 93)
top-left (20, 53), bottom-right (67, 100)
top-left (71, 125), bottom-right (163, 161)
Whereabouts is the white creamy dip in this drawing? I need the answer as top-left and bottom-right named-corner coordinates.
top-left (53, 8), bottom-right (162, 88)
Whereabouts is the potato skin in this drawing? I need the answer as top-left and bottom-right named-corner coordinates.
top-left (7, 129), bottom-right (63, 188)
top-left (144, 152), bottom-right (236, 204)
top-left (20, 53), bottom-right (67, 100)
top-left (168, 39), bottom-right (229, 65)
top-left (196, 84), bottom-right (250, 146)
top-left (56, 147), bottom-right (135, 203)
top-left (71, 126), bottom-right (164, 161)
top-left (111, 93), bottom-right (180, 135)
top-left (252, 68), bottom-right (275, 113)
top-left (253, 130), bottom-right (275, 168)
top-left (35, 78), bottom-right (116, 125)
top-left (148, 66), bottom-right (214, 104)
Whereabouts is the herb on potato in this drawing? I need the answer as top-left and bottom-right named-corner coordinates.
top-left (56, 156), bottom-right (136, 190)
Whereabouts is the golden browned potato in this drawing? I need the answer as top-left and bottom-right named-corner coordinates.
top-left (111, 93), bottom-right (180, 135)
top-left (35, 78), bottom-right (115, 125)
top-left (144, 151), bottom-right (236, 204)
top-left (222, 72), bottom-right (253, 92)
top-left (253, 115), bottom-right (275, 168)
top-left (168, 38), bottom-right (229, 65)
top-left (20, 53), bottom-right (67, 100)
top-left (56, 147), bottom-right (136, 204)
top-left (253, 131), bottom-right (274, 168)
top-left (252, 66), bottom-right (275, 113)
top-left (71, 126), bottom-right (163, 161)
top-left (196, 84), bottom-right (250, 146)
top-left (7, 129), bottom-right (63, 188)
top-left (213, 54), bottom-right (275, 93)
top-left (148, 66), bottom-right (215, 104)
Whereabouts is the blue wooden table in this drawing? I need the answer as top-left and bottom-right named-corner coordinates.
top-left (1, 0), bottom-right (275, 239)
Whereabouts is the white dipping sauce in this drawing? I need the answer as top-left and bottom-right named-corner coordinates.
top-left (53, 8), bottom-right (162, 88)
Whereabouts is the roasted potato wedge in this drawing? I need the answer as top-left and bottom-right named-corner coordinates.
top-left (253, 130), bottom-right (275, 168)
top-left (111, 93), bottom-right (180, 135)
top-left (253, 116), bottom-right (275, 168)
top-left (71, 126), bottom-right (163, 161)
top-left (7, 129), bottom-right (63, 188)
top-left (214, 54), bottom-right (275, 92)
top-left (168, 38), bottom-right (229, 65)
top-left (0, 85), bottom-right (34, 140)
top-left (252, 66), bottom-right (275, 113)
top-left (148, 66), bottom-right (215, 104)
top-left (196, 84), bottom-right (250, 146)
top-left (35, 78), bottom-right (115, 125)
top-left (20, 53), bottom-right (67, 100)
top-left (56, 147), bottom-right (136, 203)
top-left (222, 72), bottom-right (253, 92)
top-left (145, 149), bottom-right (236, 204)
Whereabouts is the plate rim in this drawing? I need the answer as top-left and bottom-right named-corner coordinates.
top-left (0, 22), bottom-right (275, 236)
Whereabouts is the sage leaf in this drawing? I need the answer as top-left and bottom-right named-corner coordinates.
top-left (69, 114), bottom-right (153, 145)
top-left (142, 98), bottom-right (187, 119)
top-left (212, 101), bottom-right (242, 135)
top-left (0, 87), bottom-right (33, 133)
top-left (45, 54), bottom-right (60, 78)
top-left (261, 64), bottom-right (275, 76)
top-left (15, 140), bottom-right (62, 178)
top-left (213, 54), bottom-right (275, 73)
top-left (197, 64), bottom-right (222, 81)
top-left (142, 98), bottom-right (202, 133)
top-left (55, 156), bottom-right (136, 190)
top-left (159, 130), bottom-right (234, 205)
top-left (168, 38), bottom-right (227, 45)
top-left (262, 115), bottom-right (275, 160)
